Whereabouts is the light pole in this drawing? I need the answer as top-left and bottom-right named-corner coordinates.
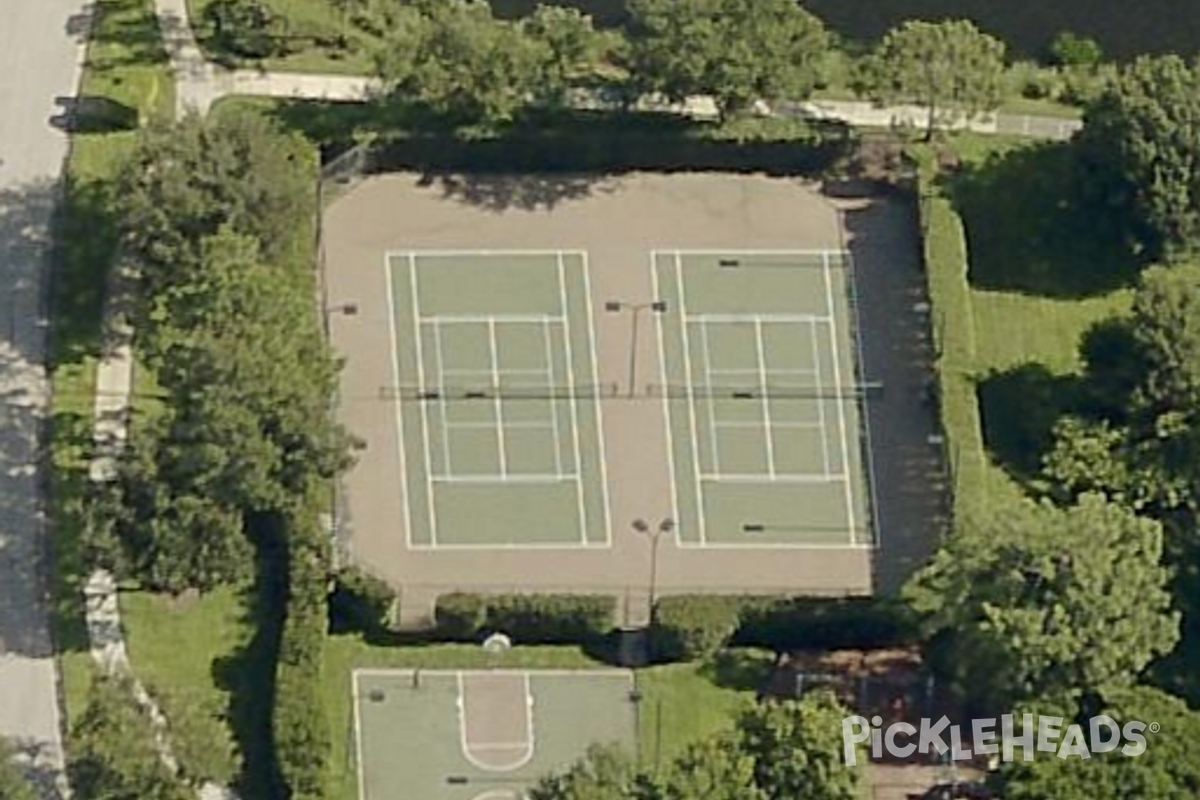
top-left (633, 517), bottom-right (674, 612)
top-left (605, 300), bottom-right (668, 398)
top-left (322, 301), bottom-right (359, 339)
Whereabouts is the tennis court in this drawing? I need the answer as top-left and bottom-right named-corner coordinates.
top-left (352, 669), bottom-right (637, 800)
top-left (653, 250), bottom-right (876, 547)
top-left (386, 251), bottom-right (611, 549)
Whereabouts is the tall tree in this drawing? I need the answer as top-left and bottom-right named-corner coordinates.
top-left (735, 692), bottom-right (859, 800)
top-left (660, 734), bottom-right (763, 800)
top-left (524, 5), bottom-right (606, 107)
top-left (1131, 263), bottom-right (1200, 414)
top-left (1076, 56), bottom-right (1200, 259)
top-left (119, 112), bottom-right (311, 297)
top-left (995, 686), bottom-right (1200, 800)
top-left (105, 231), bottom-right (351, 593)
top-left (865, 19), bottom-right (1006, 137)
top-left (627, 0), bottom-right (828, 118)
top-left (375, 0), bottom-right (544, 126)
top-left (528, 745), bottom-right (645, 800)
top-left (906, 493), bottom-right (1179, 708)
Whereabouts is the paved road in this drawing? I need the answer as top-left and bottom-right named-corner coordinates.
top-left (0, 0), bottom-right (89, 796)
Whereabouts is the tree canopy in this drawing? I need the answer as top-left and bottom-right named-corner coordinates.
top-left (865, 19), bottom-right (1006, 135)
top-left (95, 113), bottom-right (353, 594)
top-left (375, 0), bottom-right (544, 126)
top-left (1076, 56), bottom-right (1200, 260)
top-left (68, 677), bottom-right (190, 800)
top-left (906, 493), bottom-right (1179, 708)
top-left (119, 111), bottom-right (311, 297)
top-left (529, 693), bottom-right (857, 800)
top-left (994, 685), bottom-right (1200, 800)
top-left (627, 0), bottom-right (828, 117)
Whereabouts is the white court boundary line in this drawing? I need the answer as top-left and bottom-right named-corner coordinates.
top-left (392, 250), bottom-right (610, 552)
top-left (820, 250), bottom-right (858, 545)
top-left (384, 255), bottom-right (416, 554)
top-left (408, 253), bottom-right (441, 546)
top-left (651, 253), bottom-right (683, 548)
top-left (555, 253), bottom-right (589, 546)
top-left (456, 672), bottom-right (535, 773)
top-left (654, 248), bottom-right (873, 551)
top-left (842, 244), bottom-right (883, 550)
top-left (580, 252), bottom-right (614, 548)
top-left (673, 251), bottom-right (710, 546)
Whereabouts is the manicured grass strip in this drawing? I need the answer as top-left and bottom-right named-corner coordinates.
top-left (635, 653), bottom-right (768, 772)
top-left (121, 587), bottom-right (255, 783)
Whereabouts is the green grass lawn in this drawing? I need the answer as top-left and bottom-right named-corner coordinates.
top-left (120, 587), bottom-right (257, 782)
top-left (50, 0), bottom-right (174, 725)
top-left (918, 131), bottom-right (1139, 503)
top-left (187, 0), bottom-right (378, 74)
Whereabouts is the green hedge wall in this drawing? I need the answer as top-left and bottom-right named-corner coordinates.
top-left (272, 509), bottom-right (332, 800)
top-left (651, 595), bottom-right (919, 662)
top-left (650, 595), bottom-right (745, 661)
top-left (329, 565), bottom-right (394, 636)
top-left (433, 593), bottom-right (616, 643)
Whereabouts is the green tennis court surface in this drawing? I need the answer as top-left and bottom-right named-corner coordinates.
top-left (387, 252), bottom-right (610, 548)
top-left (353, 670), bottom-right (636, 800)
top-left (653, 251), bottom-right (875, 547)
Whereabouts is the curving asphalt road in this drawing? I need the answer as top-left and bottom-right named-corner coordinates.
top-left (0, 0), bottom-right (90, 796)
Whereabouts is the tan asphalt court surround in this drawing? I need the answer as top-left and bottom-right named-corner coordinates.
top-left (324, 172), bottom-right (879, 624)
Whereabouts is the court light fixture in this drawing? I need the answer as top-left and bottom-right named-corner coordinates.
top-left (719, 258), bottom-right (741, 268)
top-left (328, 302), bottom-right (359, 316)
top-left (742, 523), bottom-right (766, 534)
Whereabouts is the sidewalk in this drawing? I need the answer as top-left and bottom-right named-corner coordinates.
top-left (149, 0), bottom-right (1081, 140)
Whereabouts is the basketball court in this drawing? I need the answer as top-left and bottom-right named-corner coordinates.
top-left (352, 669), bottom-right (637, 800)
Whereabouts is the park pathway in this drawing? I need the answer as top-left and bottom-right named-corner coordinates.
top-left (148, 0), bottom-right (1082, 140)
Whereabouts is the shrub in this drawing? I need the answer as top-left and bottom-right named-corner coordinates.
top-left (735, 596), bottom-right (918, 651)
top-left (273, 514), bottom-right (332, 800)
top-left (485, 594), bottom-right (616, 643)
top-left (434, 593), bottom-right (616, 643)
top-left (650, 596), bottom-right (744, 661)
top-left (435, 593), bottom-right (488, 640)
top-left (1049, 32), bottom-right (1104, 68)
top-left (329, 565), bottom-right (394, 635)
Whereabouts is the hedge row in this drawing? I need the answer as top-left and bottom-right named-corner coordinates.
top-left (651, 595), bottom-right (918, 662)
top-left (911, 146), bottom-right (989, 520)
top-left (329, 564), bottom-right (395, 636)
top-left (434, 593), bottom-right (616, 644)
top-left (357, 111), bottom-right (852, 177)
top-left (272, 507), bottom-right (332, 800)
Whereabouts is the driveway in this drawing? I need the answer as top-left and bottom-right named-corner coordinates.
top-left (0, 0), bottom-right (90, 795)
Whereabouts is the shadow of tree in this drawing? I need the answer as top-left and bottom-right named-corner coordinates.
top-left (50, 175), bottom-right (116, 368)
top-left (698, 649), bottom-right (775, 692)
top-left (977, 362), bottom-right (1088, 481)
top-left (945, 142), bottom-right (1142, 298)
top-left (211, 533), bottom-right (285, 800)
top-left (85, 0), bottom-right (171, 70)
top-left (50, 96), bottom-right (140, 135)
top-left (418, 172), bottom-right (617, 212)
